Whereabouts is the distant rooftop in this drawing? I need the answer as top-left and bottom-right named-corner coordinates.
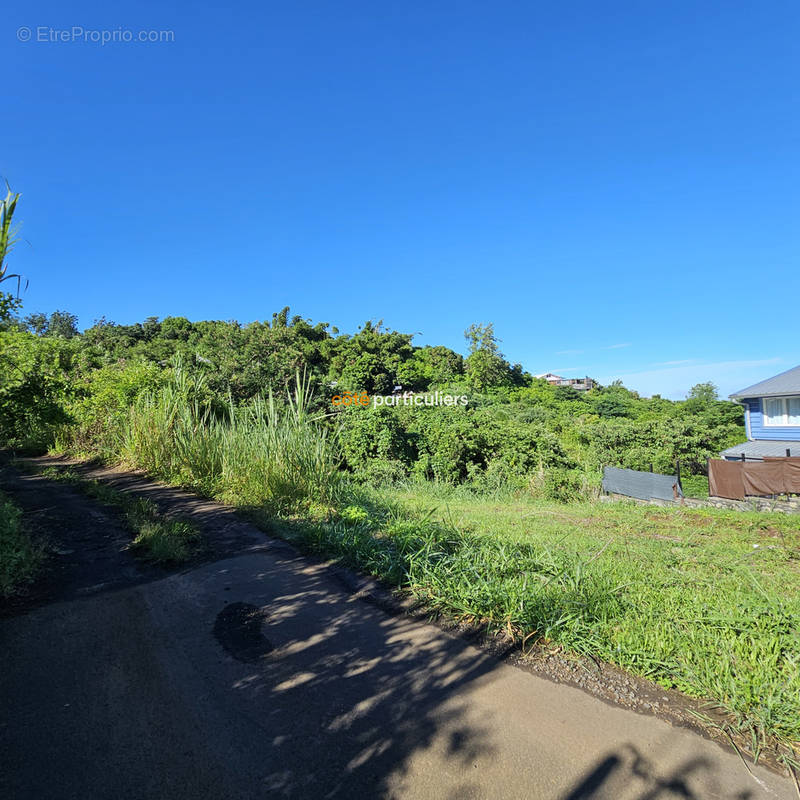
top-left (730, 364), bottom-right (800, 399)
top-left (535, 373), bottom-right (594, 390)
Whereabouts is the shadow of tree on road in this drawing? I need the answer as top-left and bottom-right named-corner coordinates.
top-left (561, 743), bottom-right (754, 800)
top-left (200, 554), bottom-right (500, 798)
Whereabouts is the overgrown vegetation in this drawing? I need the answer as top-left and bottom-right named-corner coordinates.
top-left (39, 467), bottom-right (201, 563)
top-left (0, 490), bottom-right (41, 596)
top-left (5, 304), bottom-right (797, 760)
top-left (115, 370), bottom-right (342, 515)
top-left (0, 309), bottom-right (744, 490)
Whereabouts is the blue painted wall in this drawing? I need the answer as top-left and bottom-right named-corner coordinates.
top-left (744, 397), bottom-right (800, 441)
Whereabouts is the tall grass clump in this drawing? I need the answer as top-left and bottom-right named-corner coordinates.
top-left (117, 368), bottom-right (342, 514)
top-left (0, 491), bottom-right (41, 596)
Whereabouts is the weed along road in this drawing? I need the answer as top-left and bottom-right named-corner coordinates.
top-left (0, 465), bottom-right (795, 800)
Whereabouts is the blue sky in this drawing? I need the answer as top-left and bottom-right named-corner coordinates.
top-left (5, 1), bottom-right (798, 399)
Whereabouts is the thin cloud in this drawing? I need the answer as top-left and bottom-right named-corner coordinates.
top-left (599, 358), bottom-right (783, 400)
top-left (654, 359), bottom-right (696, 366)
top-left (604, 343), bottom-right (631, 350)
top-left (555, 348), bottom-right (584, 356)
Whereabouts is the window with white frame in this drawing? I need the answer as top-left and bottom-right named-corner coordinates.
top-left (763, 396), bottom-right (800, 426)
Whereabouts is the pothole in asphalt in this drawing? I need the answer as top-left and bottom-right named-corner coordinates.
top-left (213, 602), bottom-right (273, 663)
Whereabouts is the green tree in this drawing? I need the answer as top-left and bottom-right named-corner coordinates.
top-left (687, 382), bottom-right (718, 404)
top-left (328, 321), bottom-right (414, 394)
top-left (45, 311), bottom-right (79, 339)
top-left (464, 322), bottom-right (511, 391)
top-left (22, 311), bottom-right (79, 338)
top-left (23, 312), bottom-right (48, 335)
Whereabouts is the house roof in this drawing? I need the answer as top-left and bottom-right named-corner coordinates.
top-left (729, 364), bottom-right (800, 399)
top-left (720, 440), bottom-right (799, 460)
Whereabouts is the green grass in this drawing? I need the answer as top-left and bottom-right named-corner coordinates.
top-left (377, 485), bottom-right (800, 759)
top-left (0, 491), bottom-right (42, 596)
top-left (242, 481), bottom-right (800, 761)
top-left (43, 371), bottom-right (800, 760)
top-left (40, 467), bottom-right (201, 564)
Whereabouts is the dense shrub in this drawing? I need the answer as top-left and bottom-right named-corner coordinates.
top-left (0, 332), bottom-right (77, 452)
top-left (1, 310), bottom-right (745, 493)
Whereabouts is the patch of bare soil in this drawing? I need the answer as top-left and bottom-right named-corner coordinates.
top-left (0, 460), bottom-right (162, 615)
top-left (0, 454), bottom-right (267, 616)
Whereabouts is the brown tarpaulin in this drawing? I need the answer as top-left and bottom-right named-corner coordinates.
top-left (742, 461), bottom-right (787, 496)
top-left (710, 456), bottom-right (800, 499)
top-left (764, 457), bottom-right (800, 494)
top-left (708, 460), bottom-right (746, 500)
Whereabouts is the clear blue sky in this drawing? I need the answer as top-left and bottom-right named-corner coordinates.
top-left (6, 1), bottom-right (798, 399)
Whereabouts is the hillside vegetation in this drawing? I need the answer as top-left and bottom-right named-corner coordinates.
top-left (0, 308), bottom-right (744, 494)
top-left (6, 305), bottom-right (799, 762)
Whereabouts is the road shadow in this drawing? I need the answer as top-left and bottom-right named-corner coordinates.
top-left (561, 743), bottom-right (754, 800)
top-left (174, 552), bottom-right (501, 798)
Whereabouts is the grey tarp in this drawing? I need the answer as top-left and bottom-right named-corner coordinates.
top-left (602, 467), bottom-right (683, 502)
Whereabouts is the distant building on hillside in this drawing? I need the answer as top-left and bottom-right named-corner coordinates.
top-left (535, 373), bottom-right (595, 391)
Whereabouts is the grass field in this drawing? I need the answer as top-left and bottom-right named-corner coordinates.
top-left (32, 381), bottom-right (799, 761)
top-left (262, 482), bottom-right (799, 760)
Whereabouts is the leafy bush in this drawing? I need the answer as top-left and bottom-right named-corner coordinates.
top-left (0, 331), bottom-right (77, 452)
top-left (58, 360), bottom-right (166, 454)
top-left (539, 467), bottom-right (584, 503)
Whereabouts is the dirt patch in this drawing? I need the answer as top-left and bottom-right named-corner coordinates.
top-left (0, 455), bottom-right (269, 616)
top-left (0, 462), bottom-right (163, 615)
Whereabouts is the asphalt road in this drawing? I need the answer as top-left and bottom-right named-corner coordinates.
top-left (1, 466), bottom-right (796, 799)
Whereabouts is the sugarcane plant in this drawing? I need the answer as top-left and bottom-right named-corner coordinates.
top-left (0, 183), bottom-right (25, 295)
